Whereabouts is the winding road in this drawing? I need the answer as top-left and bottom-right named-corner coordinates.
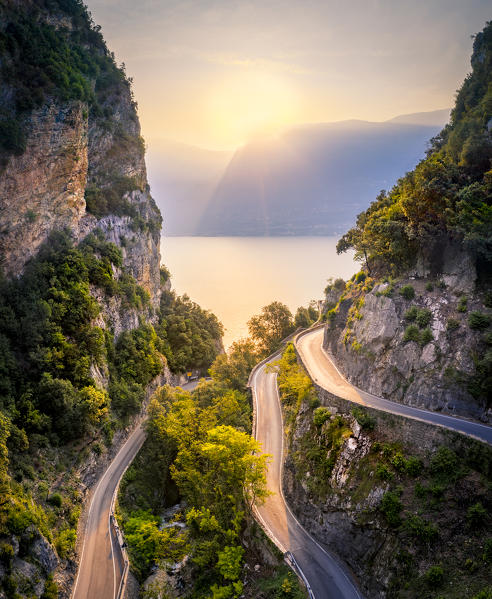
top-left (296, 327), bottom-right (492, 445)
top-left (72, 422), bottom-right (146, 599)
top-left (72, 324), bottom-right (492, 599)
top-left (72, 380), bottom-right (200, 599)
top-left (251, 325), bottom-right (492, 599)
top-left (252, 358), bottom-right (364, 599)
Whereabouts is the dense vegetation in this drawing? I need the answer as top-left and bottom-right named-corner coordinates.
top-left (337, 21), bottom-right (492, 279)
top-left (0, 0), bottom-right (129, 156)
top-left (275, 345), bottom-right (354, 497)
top-left (367, 439), bottom-right (491, 598)
top-left (117, 301), bottom-right (320, 598)
top-left (0, 230), bottom-right (223, 598)
top-left (119, 383), bottom-right (269, 597)
top-left (158, 291), bottom-right (223, 373)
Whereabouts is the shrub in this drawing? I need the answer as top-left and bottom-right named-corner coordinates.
top-left (48, 493), bottom-right (63, 508)
top-left (2, 575), bottom-right (17, 596)
top-left (399, 285), bottom-right (415, 300)
top-left (404, 306), bottom-right (418, 321)
top-left (351, 407), bottom-right (375, 431)
top-left (7, 504), bottom-right (35, 534)
top-left (472, 589), bottom-right (492, 599)
top-left (41, 575), bottom-right (58, 599)
top-left (447, 318), bottom-right (460, 332)
top-left (160, 265), bottom-right (170, 284)
top-left (420, 328), bottom-right (433, 346)
top-left (390, 452), bottom-right (407, 472)
top-left (355, 271), bottom-right (367, 283)
top-left (0, 542), bottom-right (14, 568)
top-left (376, 464), bottom-right (394, 481)
top-left (313, 407), bottom-right (331, 427)
top-left (425, 282), bottom-right (434, 292)
top-left (429, 483), bottom-right (445, 499)
top-left (457, 295), bottom-right (468, 313)
top-left (467, 502), bottom-right (488, 529)
top-left (55, 528), bottom-right (77, 558)
top-left (483, 538), bottom-right (492, 562)
top-left (416, 308), bottom-right (432, 328)
top-left (380, 490), bottom-right (403, 526)
top-left (381, 282), bottom-right (394, 297)
top-left (414, 482), bottom-right (427, 499)
top-left (425, 565), bottom-right (444, 588)
top-left (403, 324), bottom-right (420, 343)
top-left (465, 558), bottom-right (479, 573)
top-left (405, 456), bottom-right (423, 477)
top-left (351, 340), bottom-right (363, 353)
top-left (469, 311), bottom-right (491, 330)
top-left (430, 446), bottom-right (457, 475)
top-left (403, 514), bottom-right (438, 542)
top-left (25, 209), bottom-right (37, 223)
top-left (325, 308), bottom-right (337, 323)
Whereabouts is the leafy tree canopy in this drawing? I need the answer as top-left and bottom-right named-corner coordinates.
top-left (247, 301), bottom-right (295, 356)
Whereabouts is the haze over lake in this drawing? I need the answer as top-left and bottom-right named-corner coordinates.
top-left (161, 237), bottom-right (356, 348)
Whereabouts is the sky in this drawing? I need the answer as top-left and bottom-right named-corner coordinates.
top-left (86, 0), bottom-right (491, 150)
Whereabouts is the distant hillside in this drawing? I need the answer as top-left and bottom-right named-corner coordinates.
top-left (149, 110), bottom-right (449, 236)
top-left (146, 140), bottom-right (232, 235)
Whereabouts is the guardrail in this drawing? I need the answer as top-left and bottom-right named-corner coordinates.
top-left (285, 552), bottom-right (315, 599)
top-left (110, 466), bottom-right (131, 599)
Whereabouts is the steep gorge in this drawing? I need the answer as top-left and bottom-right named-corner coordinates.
top-left (0, 3), bottom-right (222, 598)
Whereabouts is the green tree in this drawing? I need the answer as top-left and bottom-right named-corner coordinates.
top-left (247, 302), bottom-right (295, 356)
top-left (159, 291), bottom-right (223, 373)
top-left (79, 386), bottom-right (109, 425)
top-left (216, 545), bottom-right (244, 580)
top-left (209, 339), bottom-right (258, 391)
top-left (294, 302), bottom-right (318, 328)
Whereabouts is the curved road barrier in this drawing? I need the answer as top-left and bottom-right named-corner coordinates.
top-left (250, 357), bottom-right (364, 599)
top-left (295, 327), bottom-right (492, 445)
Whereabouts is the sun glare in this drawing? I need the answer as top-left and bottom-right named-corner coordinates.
top-left (204, 71), bottom-right (299, 147)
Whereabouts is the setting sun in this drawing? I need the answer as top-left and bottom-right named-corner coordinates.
top-left (203, 71), bottom-right (300, 147)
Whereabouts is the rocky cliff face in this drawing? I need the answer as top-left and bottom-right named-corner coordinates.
top-left (0, 5), bottom-right (166, 598)
top-left (0, 102), bottom-right (88, 275)
top-left (281, 363), bottom-right (492, 599)
top-left (0, 2), bottom-right (162, 307)
top-left (324, 273), bottom-right (491, 423)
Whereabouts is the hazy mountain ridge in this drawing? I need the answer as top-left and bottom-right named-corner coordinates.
top-left (150, 109), bottom-right (450, 236)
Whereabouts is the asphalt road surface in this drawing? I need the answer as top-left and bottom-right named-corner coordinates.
top-left (296, 327), bottom-right (492, 445)
top-left (72, 379), bottom-right (199, 599)
top-left (72, 422), bottom-right (146, 599)
top-left (252, 358), bottom-right (364, 599)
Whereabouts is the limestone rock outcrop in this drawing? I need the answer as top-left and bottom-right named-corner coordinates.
top-left (324, 276), bottom-right (490, 422)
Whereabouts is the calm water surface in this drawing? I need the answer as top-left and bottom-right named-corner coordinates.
top-left (160, 237), bottom-right (356, 348)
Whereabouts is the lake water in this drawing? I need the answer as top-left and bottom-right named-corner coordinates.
top-left (160, 237), bottom-right (356, 348)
